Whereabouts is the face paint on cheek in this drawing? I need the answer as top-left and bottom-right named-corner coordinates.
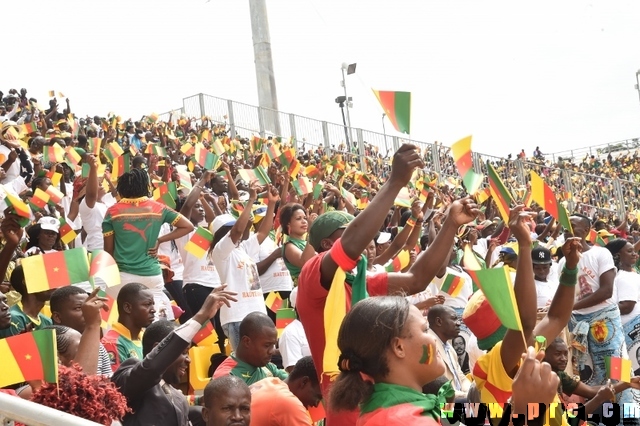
top-left (419, 344), bottom-right (434, 365)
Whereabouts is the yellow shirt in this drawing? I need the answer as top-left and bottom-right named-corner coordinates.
top-left (473, 341), bottom-right (567, 426)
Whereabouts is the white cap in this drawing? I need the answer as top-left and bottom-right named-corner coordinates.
top-left (376, 232), bottom-right (391, 245)
top-left (210, 214), bottom-right (236, 234)
top-left (38, 216), bottom-right (60, 233)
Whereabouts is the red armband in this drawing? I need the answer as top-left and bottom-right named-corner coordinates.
top-left (329, 238), bottom-right (359, 271)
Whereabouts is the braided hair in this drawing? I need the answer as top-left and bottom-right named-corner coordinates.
top-left (116, 168), bottom-right (149, 198)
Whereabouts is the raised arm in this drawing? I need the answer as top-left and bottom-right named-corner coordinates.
top-left (112, 286), bottom-right (237, 397)
top-left (74, 288), bottom-right (107, 375)
top-left (229, 181), bottom-right (258, 244)
top-left (500, 207), bottom-right (538, 378)
top-left (180, 171), bottom-right (213, 219)
top-left (534, 238), bottom-right (580, 343)
top-left (387, 197), bottom-right (479, 296)
top-left (85, 155), bottom-right (99, 208)
top-left (255, 185), bottom-right (279, 245)
top-left (319, 145), bottom-right (424, 289)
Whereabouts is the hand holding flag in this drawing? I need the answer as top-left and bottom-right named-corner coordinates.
top-left (81, 288), bottom-right (110, 329)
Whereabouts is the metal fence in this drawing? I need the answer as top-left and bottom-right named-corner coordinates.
top-left (160, 93), bottom-right (639, 220)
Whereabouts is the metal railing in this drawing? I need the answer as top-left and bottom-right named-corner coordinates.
top-left (0, 391), bottom-right (102, 426)
top-left (160, 93), bottom-right (640, 220)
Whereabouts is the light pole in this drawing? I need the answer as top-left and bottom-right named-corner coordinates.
top-left (340, 63), bottom-right (356, 150)
top-left (335, 96), bottom-right (350, 145)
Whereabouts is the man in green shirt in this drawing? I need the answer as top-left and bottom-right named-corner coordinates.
top-left (212, 312), bottom-right (287, 385)
top-left (101, 282), bottom-right (155, 372)
top-left (0, 265), bottom-right (52, 338)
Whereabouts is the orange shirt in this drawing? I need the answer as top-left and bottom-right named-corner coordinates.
top-left (249, 377), bottom-right (312, 426)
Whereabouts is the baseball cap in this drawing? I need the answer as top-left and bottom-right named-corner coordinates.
top-left (476, 220), bottom-right (493, 230)
top-left (38, 216), bottom-right (60, 233)
top-left (531, 246), bottom-right (552, 264)
top-left (210, 214), bottom-right (236, 234)
top-left (308, 211), bottom-right (354, 252)
top-left (500, 242), bottom-right (518, 256)
top-left (376, 232), bottom-right (392, 245)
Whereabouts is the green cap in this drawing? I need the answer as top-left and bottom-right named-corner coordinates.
top-left (308, 211), bottom-right (354, 252)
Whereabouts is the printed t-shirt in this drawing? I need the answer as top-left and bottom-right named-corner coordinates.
top-left (296, 247), bottom-right (388, 426)
top-left (249, 377), bottom-right (312, 425)
top-left (213, 353), bottom-right (288, 385)
top-left (259, 236), bottom-right (294, 293)
top-left (473, 341), bottom-right (567, 426)
top-left (212, 233), bottom-right (266, 326)
top-left (101, 322), bottom-right (143, 373)
top-left (102, 197), bottom-right (180, 276)
top-left (0, 303), bottom-right (53, 338)
top-left (558, 246), bottom-right (616, 315)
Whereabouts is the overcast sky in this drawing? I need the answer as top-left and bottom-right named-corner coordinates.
top-left (5, 0), bottom-right (640, 157)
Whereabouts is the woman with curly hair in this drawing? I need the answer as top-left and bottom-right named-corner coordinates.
top-left (31, 363), bottom-right (131, 425)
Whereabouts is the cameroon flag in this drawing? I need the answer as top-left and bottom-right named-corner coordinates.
top-left (466, 266), bottom-right (522, 331)
top-left (486, 161), bottom-right (513, 224)
top-left (0, 329), bottom-right (58, 388)
top-left (184, 227), bottom-right (214, 259)
top-left (385, 250), bottom-right (411, 272)
top-left (605, 356), bottom-right (631, 383)
top-left (58, 217), bottom-right (77, 245)
top-left (4, 191), bottom-right (32, 227)
top-left (276, 308), bottom-right (296, 338)
top-left (372, 90), bottom-right (411, 134)
top-left (451, 136), bottom-right (482, 195)
top-left (265, 292), bottom-right (283, 313)
top-left (193, 322), bottom-right (217, 346)
top-left (153, 182), bottom-right (178, 209)
top-left (89, 250), bottom-right (120, 289)
top-left (530, 171), bottom-right (573, 234)
top-left (440, 273), bottom-right (464, 297)
top-left (22, 248), bottom-right (90, 293)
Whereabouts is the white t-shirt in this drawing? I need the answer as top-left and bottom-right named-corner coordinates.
top-left (0, 145), bottom-right (21, 184)
top-left (473, 237), bottom-right (489, 258)
top-left (559, 245), bottom-right (616, 315)
top-left (178, 230), bottom-right (221, 288)
top-left (428, 267), bottom-right (474, 309)
top-left (615, 270), bottom-right (640, 325)
top-left (257, 237), bottom-right (293, 293)
top-left (212, 233), bottom-right (266, 325)
top-left (24, 247), bottom-right (58, 256)
top-left (79, 198), bottom-right (108, 251)
top-left (535, 278), bottom-right (559, 309)
top-left (278, 319), bottom-right (311, 369)
top-left (158, 223), bottom-right (185, 281)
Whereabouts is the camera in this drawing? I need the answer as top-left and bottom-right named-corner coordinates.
top-left (335, 96), bottom-right (347, 104)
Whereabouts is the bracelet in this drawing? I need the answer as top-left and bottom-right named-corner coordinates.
top-left (406, 218), bottom-right (416, 228)
top-left (559, 265), bottom-right (578, 287)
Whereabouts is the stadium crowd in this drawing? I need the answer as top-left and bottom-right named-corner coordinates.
top-left (1, 87), bottom-right (640, 426)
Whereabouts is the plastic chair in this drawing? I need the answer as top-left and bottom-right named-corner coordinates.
top-left (189, 344), bottom-right (220, 392)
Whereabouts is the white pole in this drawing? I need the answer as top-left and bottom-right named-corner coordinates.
top-left (341, 64), bottom-right (354, 149)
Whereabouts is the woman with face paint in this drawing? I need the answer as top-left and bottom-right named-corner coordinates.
top-left (328, 296), bottom-right (447, 424)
